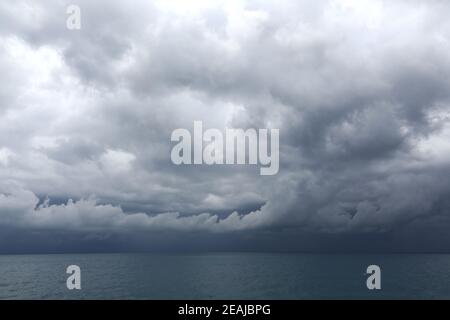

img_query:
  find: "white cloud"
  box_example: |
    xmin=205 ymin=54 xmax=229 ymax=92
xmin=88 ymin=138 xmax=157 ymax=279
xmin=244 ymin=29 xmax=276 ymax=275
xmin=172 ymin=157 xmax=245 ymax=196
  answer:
xmin=0 ymin=148 xmax=14 ymax=166
xmin=0 ymin=185 xmax=271 ymax=232
xmin=0 ymin=0 xmax=449 ymax=246
xmin=100 ymin=149 xmax=136 ymax=173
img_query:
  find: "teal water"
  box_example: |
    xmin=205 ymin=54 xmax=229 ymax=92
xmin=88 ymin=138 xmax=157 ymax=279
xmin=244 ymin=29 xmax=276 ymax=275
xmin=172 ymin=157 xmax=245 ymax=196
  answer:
xmin=0 ymin=253 xmax=449 ymax=299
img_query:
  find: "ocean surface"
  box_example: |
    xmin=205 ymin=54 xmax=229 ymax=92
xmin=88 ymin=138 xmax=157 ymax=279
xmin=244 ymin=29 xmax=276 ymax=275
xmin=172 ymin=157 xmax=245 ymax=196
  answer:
xmin=0 ymin=253 xmax=449 ymax=299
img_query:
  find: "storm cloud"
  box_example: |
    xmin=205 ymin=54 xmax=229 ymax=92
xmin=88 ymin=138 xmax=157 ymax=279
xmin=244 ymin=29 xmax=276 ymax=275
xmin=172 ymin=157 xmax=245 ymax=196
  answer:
xmin=0 ymin=0 xmax=450 ymax=252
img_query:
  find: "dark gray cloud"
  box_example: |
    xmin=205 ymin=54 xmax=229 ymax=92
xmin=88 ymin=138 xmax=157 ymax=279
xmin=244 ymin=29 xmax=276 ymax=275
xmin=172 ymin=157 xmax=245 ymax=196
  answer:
xmin=0 ymin=0 xmax=450 ymax=252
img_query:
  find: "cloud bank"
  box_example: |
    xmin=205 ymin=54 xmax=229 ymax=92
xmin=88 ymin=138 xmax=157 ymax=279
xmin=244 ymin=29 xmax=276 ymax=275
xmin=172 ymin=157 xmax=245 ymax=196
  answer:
xmin=0 ymin=0 xmax=450 ymax=252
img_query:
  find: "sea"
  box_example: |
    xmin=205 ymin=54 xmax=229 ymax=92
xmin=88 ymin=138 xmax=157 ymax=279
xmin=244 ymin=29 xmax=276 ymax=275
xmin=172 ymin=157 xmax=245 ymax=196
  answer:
xmin=0 ymin=253 xmax=449 ymax=299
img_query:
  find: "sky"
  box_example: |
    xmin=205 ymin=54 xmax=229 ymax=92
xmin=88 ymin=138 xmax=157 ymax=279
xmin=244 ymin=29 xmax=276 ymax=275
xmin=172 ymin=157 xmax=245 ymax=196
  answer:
xmin=0 ymin=0 xmax=450 ymax=253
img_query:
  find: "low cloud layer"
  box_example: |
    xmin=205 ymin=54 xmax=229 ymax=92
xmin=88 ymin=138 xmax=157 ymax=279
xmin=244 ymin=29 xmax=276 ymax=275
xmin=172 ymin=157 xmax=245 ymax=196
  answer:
xmin=1 ymin=0 xmax=450 ymax=252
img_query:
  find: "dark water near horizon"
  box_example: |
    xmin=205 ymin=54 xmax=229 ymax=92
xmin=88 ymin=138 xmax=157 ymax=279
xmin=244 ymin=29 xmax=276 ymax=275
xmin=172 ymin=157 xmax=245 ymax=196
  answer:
xmin=0 ymin=253 xmax=449 ymax=299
